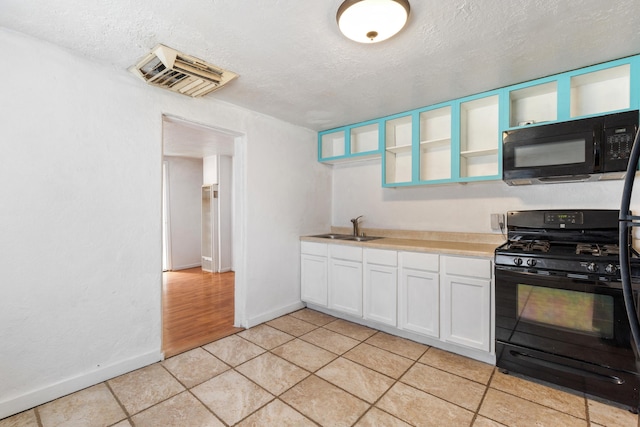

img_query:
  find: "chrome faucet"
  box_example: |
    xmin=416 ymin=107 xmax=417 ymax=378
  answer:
xmin=350 ymin=215 xmax=363 ymax=236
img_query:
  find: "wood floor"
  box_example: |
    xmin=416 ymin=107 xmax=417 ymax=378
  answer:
xmin=162 ymin=267 xmax=242 ymax=358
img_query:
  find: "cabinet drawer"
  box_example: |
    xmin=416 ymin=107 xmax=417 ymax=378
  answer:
xmin=441 ymin=255 xmax=491 ymax=279
xmin=301 ymin=241 xmax=327 ymax=256
xmin=330 ymin=244 xmax=363 ymax=261
xmin=365 ymin=248 xmax=397 ymax=266
xmin=400 ymin=251 xmax=439 ymax=272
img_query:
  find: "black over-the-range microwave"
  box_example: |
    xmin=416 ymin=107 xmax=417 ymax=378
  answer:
xmin=502 ymin=110 xmax=639 ymax=185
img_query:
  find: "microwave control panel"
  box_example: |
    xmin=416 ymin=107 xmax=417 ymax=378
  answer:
xmin=606 ymin=127 xmax=633 ymax=160
xmin=603 ymin=125 xmax=636 ymax=171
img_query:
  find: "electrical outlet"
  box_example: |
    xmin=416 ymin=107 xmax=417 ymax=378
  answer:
xmin=491 ymin=213 xmax=504 ymax=231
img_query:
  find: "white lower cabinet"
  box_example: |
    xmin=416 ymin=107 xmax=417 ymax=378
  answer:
xmin=363 ymin=248 xmax=398 ymax=326
xmin=329 ymin=245 xmax=363 ymax=317
xmin=440 ymin=255 xmax=492 ymax=352
xmin=301 ymin=242 xmax=494 ymax=360
xmin=300 ymin=242 xmax=328 ymax=307
xmin=399 ymin=252 xmax=440 ymax=338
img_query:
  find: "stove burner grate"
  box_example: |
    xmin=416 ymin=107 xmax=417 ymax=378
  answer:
xmin=575 ymin=243 xmax=619 ymax=257
xmin=507 ymin=239 xmax=551 ymax=253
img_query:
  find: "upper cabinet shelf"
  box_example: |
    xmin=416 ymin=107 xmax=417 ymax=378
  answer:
xmin=569 ymin=63 xmax=630 ymax=118
xmin=508 ymin=81 xmax=558 ymax=127
xmin=459 ymin=94 xmax=501 ymax=180
xmin=385 ymin=115 xmax=413 ymax=185
xmin=504 ymin=58 xmax=636 ymax=131
xmin=419 ymin=106 xmax=452 ymax=182
xmin=318 ymin=54 xmax=640 ymax=187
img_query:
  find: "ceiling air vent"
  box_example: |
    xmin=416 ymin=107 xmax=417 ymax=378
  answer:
xmin=130 ymin=44 xmax=238 ymax=97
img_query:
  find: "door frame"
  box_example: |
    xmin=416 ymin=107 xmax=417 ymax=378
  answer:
xmin=161 ymin=114 xmax=247 ymax=332
xmin=162 ymin=160 xmax=173 ymax=272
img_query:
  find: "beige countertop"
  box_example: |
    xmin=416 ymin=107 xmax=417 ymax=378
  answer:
xmin=300 ymin=228 xmax=506 ymax=258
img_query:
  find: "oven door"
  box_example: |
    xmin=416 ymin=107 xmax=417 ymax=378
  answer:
xmin=496 ymin=266 xmax=637 ymax=370
xmin=495 ymin=266 xmax=640 ymax=409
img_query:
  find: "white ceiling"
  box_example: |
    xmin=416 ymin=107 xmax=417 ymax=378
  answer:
xmin=2 ymin=0 xmax=640 ymax=133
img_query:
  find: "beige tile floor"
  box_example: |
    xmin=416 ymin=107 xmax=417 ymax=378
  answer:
xmin=2 ymin=308 xmax=638 ymax=427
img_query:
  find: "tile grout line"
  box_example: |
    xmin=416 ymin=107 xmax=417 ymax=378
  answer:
xmin=33 ymin=406 xmax=43 ymax=427
xmin=157 ymin=361 xmax=230 ymax=426
xmin=324 ymin=333 xmax=496 ymax=424
xmin=583 ymin=395 xmax=590 ymax=425
xmin=192 ymin=319 xmax=320 ymax=425
xmin=489 ymin=369 xmax=592 ymax=423
xmin=266 ymin=313 xmax=456 ymax=426
xmin=159 ymin=309 xmax=621 ymax=426
xmin=469 ymin=363 xmax=496 ymax=426
xmin=228 ymin=320 xmax=338 ymax=425
xmin=103 ymin=380 xmax=134 ymax=426
xmin=295 ymin=311 xmax=601 ymax=425
xmin=184 ymin=387 xmax=230 ymax=427
xmin=247 ymin=314 xmax=389 ymax=425
xmin=175 ymin=310 xmax=591 ymax=426
xmin=5 ymin=309 xmax=633 ymax=426
xmin=347 ymin=343 xmax=431 ymax=427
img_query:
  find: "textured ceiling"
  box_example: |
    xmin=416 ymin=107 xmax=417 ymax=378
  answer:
xmin=2 ymin=0 xmax=640 ymax=132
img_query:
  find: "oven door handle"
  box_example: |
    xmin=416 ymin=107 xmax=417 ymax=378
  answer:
xmin=496 ymin=265 xmax=579 ymax=278
xmin=495 ymin=265 xmax=623 ymax=287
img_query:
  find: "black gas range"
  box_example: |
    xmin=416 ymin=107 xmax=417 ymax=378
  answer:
xmin=495 ymin=209 xmax=638 ymax=281
xmin=494 ymin=209 xmax=640 ymax=412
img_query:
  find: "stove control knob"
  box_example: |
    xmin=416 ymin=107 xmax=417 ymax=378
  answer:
xmin=587 ymin=262 xmax=598 ymax=272
xmin=605 ymin=264 xmax=617 ymax=274
xmin=526 ymin=259 xmax=537 ymax=267
xmin=514 ymin=257 xmax=523 ymax=266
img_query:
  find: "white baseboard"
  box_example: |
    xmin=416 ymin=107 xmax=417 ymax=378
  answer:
xmin=245 ymin=301 xmax=305 ymax=328
xmin=171 ymin=263 xmax=202 ymax=271
xmin=305 ymin=303 xmax=496 ymax=365
xmin=0 ymin=350 xmax=162 ymax=420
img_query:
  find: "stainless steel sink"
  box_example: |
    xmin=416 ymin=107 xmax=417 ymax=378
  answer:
xmin=311 ymin=233 xmax=352 ymax=239
xmin=343 ymin=236 xmax=384 ymax=242
xmin=311 ymin=234 xmax=383 ymax=242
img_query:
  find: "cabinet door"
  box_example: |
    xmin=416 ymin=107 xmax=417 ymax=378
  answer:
xmin=399 ymin=267 xmax=439 ymax=338
xmin=364 ymin=263 xmax=397 ymax=326
xmin=301 ymin=253 xmax=328 ymax=306
xmin=329 ymin=259 xmax=363 ymax=317
xmin=441 ymin=274 xmax=491 ymax=351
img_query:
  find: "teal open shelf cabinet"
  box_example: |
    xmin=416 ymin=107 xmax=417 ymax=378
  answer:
xmin=318 ymin=54 xmax=640 ymax=187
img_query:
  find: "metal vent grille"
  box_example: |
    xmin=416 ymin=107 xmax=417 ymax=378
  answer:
xmin=130 ymin=45 xmax=238 ymax=97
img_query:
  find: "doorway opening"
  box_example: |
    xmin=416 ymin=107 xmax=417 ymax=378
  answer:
xmin=161 ymin=115 xmax=243 ymax=357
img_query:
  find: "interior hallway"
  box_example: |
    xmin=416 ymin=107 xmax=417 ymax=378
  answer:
xmin=2 ymin=309 xmax=635 ymax=426
xmin=162 ymin=268 xmax=241 ymax=358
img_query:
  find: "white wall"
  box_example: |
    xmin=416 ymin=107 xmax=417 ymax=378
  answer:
xmin=242 ymin=113 xmax=332 ymax=325
xmin=331 ymin=159 xmax=640 ymax=234
xmin=0 ymin=28 xmax=331 ymax=419
xmin=165 ymin=156 xmax=203 ymax=270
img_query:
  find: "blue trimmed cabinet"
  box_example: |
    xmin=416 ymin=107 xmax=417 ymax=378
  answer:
xmin=318 ymin=119 xmax=382 ymax=163
xmin=317 ymin=54 xmax=640 ymax=187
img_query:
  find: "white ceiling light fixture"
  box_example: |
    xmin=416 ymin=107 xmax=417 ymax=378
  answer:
xmin=336 ymin=0 xmax=410 ymax=44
